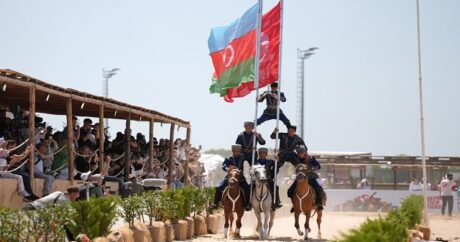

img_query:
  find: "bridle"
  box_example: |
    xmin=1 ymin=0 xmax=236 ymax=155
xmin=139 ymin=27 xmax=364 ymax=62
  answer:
xmin=295 ymin=165 xmax=310 ymax=214
xmin=227 ymin=169 xmax=241 ymax=212
xmin=253 ymin=167 xmax=270 ymax=210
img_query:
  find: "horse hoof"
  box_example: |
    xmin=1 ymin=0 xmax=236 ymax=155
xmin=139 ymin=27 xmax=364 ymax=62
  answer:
xmin=304 ymin=236 xmax=309 ymax=240
xmin=298 ymin=231 xmax=304 ymax=236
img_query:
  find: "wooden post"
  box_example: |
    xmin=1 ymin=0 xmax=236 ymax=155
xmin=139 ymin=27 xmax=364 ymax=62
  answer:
xmin=66 ymin=98 xmax=74 ymax=181
xmin=149 ymin=118 xmax=155 ymax=174
xmin=99 ymin=104 xmax=105 ymax=166
xmin=393 ymin=168 xmax=398 ymax=190
xmin=124 ymin=113 xmax=131 ymax=181
xmin=28 ymin=87 xmax=36 ymax=188
xmin=168 ymin=123 xmax=175 ymax=188
xmin=184 ymin=127 xmax=191 ymax=186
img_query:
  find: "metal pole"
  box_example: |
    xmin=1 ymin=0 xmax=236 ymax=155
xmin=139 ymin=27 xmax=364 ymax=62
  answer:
xmin=250 ymin=0 xmax=263 ymax=202
xmin=300 ymin=57 xmax=305 ymax=138
xmin=416 ymin=0 xmax=429 ymax=226
xmin=273 ymin=0 xmax=284 ymax=206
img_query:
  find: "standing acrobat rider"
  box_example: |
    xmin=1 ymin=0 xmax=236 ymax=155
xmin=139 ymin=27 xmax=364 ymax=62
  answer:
xmin=271 ymin=126 xmax=305 ymax=164
xmin=256 ymin=147 xmax=283 ymax=210
xmin=236 ymin=121 xmax=266 ymax=165
xmin=210 ymin=144 xmax=252 ymax=211
xmin=257 ymin=82 xmax=292 ymax=129
xmin=287 ymin=146 xmax=325 ymax=211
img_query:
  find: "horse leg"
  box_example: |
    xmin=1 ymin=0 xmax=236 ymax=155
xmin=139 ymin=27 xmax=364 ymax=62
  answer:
xmin=268 ymin=210 xmax=275 ymax=236
xmin=224 ymin=212 xmax=230 ymax=238
xmin=304 ymin=210 xmax=311 ymax=240
xmin=262 ymin=206 xmax=270 ymax=239
xmin=229 ymin=212 xmax=234 ymax=235
xmin=294 ymin=211 xmax=303 ymax=236
xmin=317 ymin=210 xmax=323 ymax=239
xmin=235 ymin=210 xmax=244 ymax=238
xmin=253 ymin=206 xmax=262 ymax=236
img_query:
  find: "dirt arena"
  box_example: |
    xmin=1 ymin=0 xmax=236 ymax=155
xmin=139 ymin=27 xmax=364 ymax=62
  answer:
xmin=191 ymin=210 xmax=460 ymax=242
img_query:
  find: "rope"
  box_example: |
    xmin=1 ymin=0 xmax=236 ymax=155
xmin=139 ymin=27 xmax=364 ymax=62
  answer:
xmin=111 ymin=152 xmax=125 ymax=162
xmin=5 ymin=158 xmax=29 ymax=173
xmin=34 ymin=144 xmax=67 ymax=159
xmin=113 ymin=167 xmax=125 ymax=177
xmin=50 ymin=162 xmax=68 ymax=174
xmin=5 ymin=139 xmax=30 ymax=153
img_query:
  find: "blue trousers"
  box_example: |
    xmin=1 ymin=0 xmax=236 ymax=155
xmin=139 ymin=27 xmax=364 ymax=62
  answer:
xmin=243 ymin=152 xmax=257 ymax=165
xmin=279 ymin=151 xmax=298 ymax=164
xmin=257 ymin=111 xmax=291 ymax=129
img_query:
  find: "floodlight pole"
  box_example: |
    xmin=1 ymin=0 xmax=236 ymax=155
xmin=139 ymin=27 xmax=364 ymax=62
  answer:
xmin=102 ymin=68 xmax=120 ymax=128
xmin=297 ymin=47 xmax=317 ymax=138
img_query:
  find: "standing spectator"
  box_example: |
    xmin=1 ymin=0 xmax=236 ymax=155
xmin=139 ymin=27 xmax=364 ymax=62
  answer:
xmin=78 ymin=118 xmax=96 ymax=150
xmin=34 ymin=143 xmax=55 ymax=196
xmin=62 ymin=115 xmax=80 ymax=148
xmin=357 ymin=178 xmax=371 ymax=190
xmin=439 ymin=173 xmax=457 ymax=216
xmin=409 ymin=178 xmax=424 ymax=191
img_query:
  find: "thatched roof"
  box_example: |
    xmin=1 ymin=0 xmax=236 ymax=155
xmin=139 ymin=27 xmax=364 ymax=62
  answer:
xmin=0 ymin=69 xmax=190 ymax=128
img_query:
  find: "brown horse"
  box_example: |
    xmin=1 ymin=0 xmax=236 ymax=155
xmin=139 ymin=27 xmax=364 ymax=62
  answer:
xmin=291 ymin=164 xmax=325 ymax=240
xmin=222 ymin=168 xmax=245 ymax=238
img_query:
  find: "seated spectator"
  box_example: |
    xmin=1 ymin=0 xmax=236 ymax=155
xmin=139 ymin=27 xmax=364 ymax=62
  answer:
xmin=50 ymin=132 xmax=70 ymax=179
xmin=7 ymin=141 xmax=40 ymax=200
xmin=34 ymin=143 xmax=55 ymax=196
xmin=357 ymin=178 xmax=371 ymax=190
xmin=74 ymin=146 xmax=98 ymax=180
xmin=0 ymin=140 xmax=37 ymax=201
xmin=409 ymin=178 xmax=424 ymax=191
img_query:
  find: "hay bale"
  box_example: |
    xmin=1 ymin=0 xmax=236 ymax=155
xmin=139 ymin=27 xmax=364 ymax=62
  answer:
xmin=105 ymin=231 xmax=124 ymax=242
xmin=193 ymin=215 xmax=207 ymax=236
xmin=164 ymin=221 xmax=174 ymax=242
xmin=115 ymin=226 xmax=134 ymax=242
xmin=148 ymin=222 xmax=165 ymax=242
xmin=172 ymin=220 xmax=188 ymax=241
xmin=132 ymin=221 xmax=152 ymax=242
xmin=185 ymin=217 xmax=194 ymax=239
xmin=93 ymin=237 xmax=110 ymax=242
xmin=205 ymin=214 xmax=219 ymax=234
xmin=216 ymin=213 xmax=225 ymax=233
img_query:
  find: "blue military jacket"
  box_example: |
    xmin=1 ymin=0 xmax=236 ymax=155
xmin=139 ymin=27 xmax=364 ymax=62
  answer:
xmin=222 ymin=155 xmax=246 ymax=172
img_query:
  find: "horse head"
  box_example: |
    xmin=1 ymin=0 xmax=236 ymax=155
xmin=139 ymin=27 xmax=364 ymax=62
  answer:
xmin=228 ymin=168 xmax=241 ymax=186
xmin=295 ymin=164 xmax=309 ymax=182
xmin=251 ymin=164 xmax=268 ymax=184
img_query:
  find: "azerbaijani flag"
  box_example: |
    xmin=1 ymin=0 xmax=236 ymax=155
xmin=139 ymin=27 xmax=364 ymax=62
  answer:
xmin=208 ymin=2 xmax=280 ymax=102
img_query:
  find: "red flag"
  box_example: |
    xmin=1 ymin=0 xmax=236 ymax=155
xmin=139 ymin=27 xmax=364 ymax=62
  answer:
xmin=224 ymin=2 xmax=280 ymax=103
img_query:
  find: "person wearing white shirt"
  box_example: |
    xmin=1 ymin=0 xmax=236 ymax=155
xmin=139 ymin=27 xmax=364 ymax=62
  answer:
xmin=357 ymin=178 xmax=371 ymax=190
xmin=23 ymin=186 xmax=80 ymax=210
xmin=438 ymin=173 xmax=457 ymax=216
xmin=409 ymin=178 xmax=424 ymax=191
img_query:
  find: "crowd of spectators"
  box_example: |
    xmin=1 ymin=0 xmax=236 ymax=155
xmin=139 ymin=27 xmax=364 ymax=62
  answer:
xmin=0 ymin=109 xmax=205 ymax=202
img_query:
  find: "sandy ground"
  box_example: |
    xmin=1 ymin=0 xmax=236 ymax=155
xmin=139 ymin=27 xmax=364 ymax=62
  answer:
xmin=187 ymin=209 xmax=460 ymax=242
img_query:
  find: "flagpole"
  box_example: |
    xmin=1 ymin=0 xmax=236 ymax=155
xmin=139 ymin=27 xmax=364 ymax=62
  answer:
xmin=250 ymin=0 xmax=263 ymax=202
xmin=415 ymin=0 xmax=429 ymax=226
xmin=273 ymin=0 xmax=284 ymax=208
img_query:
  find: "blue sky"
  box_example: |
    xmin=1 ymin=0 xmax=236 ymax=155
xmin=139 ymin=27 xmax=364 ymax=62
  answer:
xmin=1 ymin=0 xmax=458 ymax=156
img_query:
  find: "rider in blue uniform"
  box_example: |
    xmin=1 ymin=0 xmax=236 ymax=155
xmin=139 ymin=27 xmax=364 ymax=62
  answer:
xmin=287 ymin=146 xmax=324 ymax=211
xmin=255 ymin=147 xmax=283 ymax=210
xmin=236 ymin=121 xmax=266 ymax=165
xmin=210 ymin=144 xmax=252 ymax=211
xmin=256 ymin=82 xmax=292 ymax=129
xmin=271 ymin=126 xmax=306 ymax=164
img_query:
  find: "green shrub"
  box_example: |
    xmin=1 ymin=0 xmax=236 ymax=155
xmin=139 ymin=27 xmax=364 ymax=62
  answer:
xmin=400 ymin=195 xmax=423 ymax=228
xmin=0 ymin=205 xmax=75 ymax=242
xmin=192 ymin=188 xmax=207 ymax=216
xmin=156 ymin=190 xmax=176 ymax=222
xmin=143 ymin=191 xmax=162 ymax=226
xmin=339 ymin=216 xmax=408 ymax=242
xmin=203 ymin=187 xmax=216 ymax=214
xmin=67 ymin=196 xmax=119 ymax=238
xmin=120 ymin=195 xmax=145 ymax=228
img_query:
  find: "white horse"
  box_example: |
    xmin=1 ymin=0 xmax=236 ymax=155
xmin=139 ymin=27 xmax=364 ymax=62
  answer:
xmin=251 ymin=165 xmax=276 ymax=239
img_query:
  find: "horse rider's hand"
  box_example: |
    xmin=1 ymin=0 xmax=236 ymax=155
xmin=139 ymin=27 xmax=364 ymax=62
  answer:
xmin=273 ymin=127 xmax=279 ymax=133
xmin=254 ymin=131 xmax=261 ymax=137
